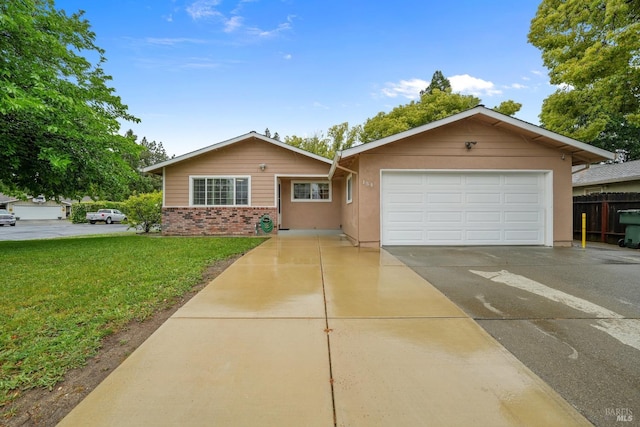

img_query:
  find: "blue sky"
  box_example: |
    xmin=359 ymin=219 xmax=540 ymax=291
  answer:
xmin=55 ymin=0 xmax=554 ymax=157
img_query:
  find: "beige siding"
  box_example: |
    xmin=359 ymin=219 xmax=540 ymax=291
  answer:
xmin=279 ymin=179 xmax=342 ymax=229
xmin=341 ymin=117 xmax=574 ymax=247
xmin=164 ymin=138 xmax=331 ymax=207
xmin=339 ymin=157 xmax=360 ymax=242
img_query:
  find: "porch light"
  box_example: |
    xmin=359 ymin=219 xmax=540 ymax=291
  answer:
xmin=465 ymin=141 xmax=477 ymax=150
xmin=259 ymin=163 xmax=267 ymax=171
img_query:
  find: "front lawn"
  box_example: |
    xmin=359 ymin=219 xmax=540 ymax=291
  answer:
xmin=0 ymin=235 xmax=265 ymax=409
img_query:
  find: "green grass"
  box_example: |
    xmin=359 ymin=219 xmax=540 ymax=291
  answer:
xmin=0 ymin=235 xmax=265 ymax=408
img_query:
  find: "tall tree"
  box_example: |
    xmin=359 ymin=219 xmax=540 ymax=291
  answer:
xmin=420 ymin=70 xmax=452 ymax=96
xmin=528 ymin=0 xmax=640 ymax=158
xmin=123 ymin=130 xmax=170 ymax=194
xmin=360 ymin=72 xmax=521 ymax=143
xmin=283 ymin=122 xmax=361 ymax=159
xmin=0 ymin=0 xmax=140 ymax=199
xmin=360 ymin=89 xmax=481 ymax=143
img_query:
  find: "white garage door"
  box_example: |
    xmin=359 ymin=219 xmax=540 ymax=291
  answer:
xmin=13 ymin=205 xmax=63 ymax=220
xmin=381 ymin=171 xmax=548 ymax=246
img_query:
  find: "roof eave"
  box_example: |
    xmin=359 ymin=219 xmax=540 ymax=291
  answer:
xmin=142 ymin=132 xmax=332 ymax=174
xmin=338 ymin=105 xmax=614 ymax=164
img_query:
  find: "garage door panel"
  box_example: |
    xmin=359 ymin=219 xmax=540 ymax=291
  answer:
xmin=382 ymin=171 xmax=547 ymax=246
xmin=504 ymin=230 xmax=542 ymax=242
xmin=427 ymin=193 xmax=463 ymax=204
xmin=466 ymin=230 xmax=502 ymax=241
xmin=504 ymin=211 xmax=541 ymax=223
xmin=466 ymin=211 xmax=501 ymax=223
xmin=466 ymin=193 xmax=501 ymax=204
xmin=388 ymin=212 xmax=424 ymax=223
xmin=465 ymin=175 xmax=501 ymax=185
xmin=427 ymin=230 xmax=463 ymax=241
xmin=428 ymin=212 xmax=463 ymax=222
xmin=427 ymin=175 xmax=462 ymax=185
xmin=504 ymin=174 xmax=540 ymax=185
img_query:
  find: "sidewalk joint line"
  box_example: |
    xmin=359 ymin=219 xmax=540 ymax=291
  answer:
xmin=319 ymin=240 xmax=338 ymax=427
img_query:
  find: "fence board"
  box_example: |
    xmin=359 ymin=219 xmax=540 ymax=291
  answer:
xmin=573 ymin=193 xmax=640 ymax=244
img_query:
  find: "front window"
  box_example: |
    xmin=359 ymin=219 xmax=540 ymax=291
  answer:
xmin=346 ymin=174 xmax=353 ymax=204
xmin=192 ymin=177 xmax=250 ymax=206
xmin=292 ymin=181 xmax=331 ymax=202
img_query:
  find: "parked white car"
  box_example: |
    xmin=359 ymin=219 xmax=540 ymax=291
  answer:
xmin=0 ymin=209 xmax=16 ymax=226
xmin=86 ymin=209 xmax=127 ymax=224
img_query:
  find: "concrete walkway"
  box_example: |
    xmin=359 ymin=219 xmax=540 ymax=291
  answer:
xmin=59 ymin=233 xmax=590 ymax=426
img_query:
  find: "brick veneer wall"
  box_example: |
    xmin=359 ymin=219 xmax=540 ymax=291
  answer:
xmin=162 ymin=207 xmax=278 ymax=236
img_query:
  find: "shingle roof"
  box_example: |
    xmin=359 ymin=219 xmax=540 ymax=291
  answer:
xmin=0 ymin=194 xmax=19 ymax=203
xmin=572 ymin=159 xmax=640 ymax=186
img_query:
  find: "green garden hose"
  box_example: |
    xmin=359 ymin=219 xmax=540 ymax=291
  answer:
xmin=260 ymin=214 xmax=274 ymax=233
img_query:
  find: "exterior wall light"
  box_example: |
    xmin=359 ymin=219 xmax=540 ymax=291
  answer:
xmin=465 ymin=141 xmax=477 ymax=150
xmin=259 ymin=163 xmax=267 ymax=171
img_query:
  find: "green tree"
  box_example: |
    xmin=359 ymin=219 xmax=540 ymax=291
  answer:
xmin=284 ymin=133 xmax=332 ymax=158
xmin=123 ymin=130 xmax=170 ymax=195
xmin=420 ymin=70 xmax=451 ymax=96
xmin=494 ymin=100 xmax=523 ymax=117
xmin=528 ymin=0 xmax=640 ymax=157
xmin=360 ymin=89 xmax=481 ymax=143
xmin=360 ymin=72 xmax=521 ymax=143
xmin=124 ymin=192 xmax=162 ymax=233
xmin=284 ymin=122 xmax=361 ymax=159
xmin=0 ymin=0 xmax=140 ymax=200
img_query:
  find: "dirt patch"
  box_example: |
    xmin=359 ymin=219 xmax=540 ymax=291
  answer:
xmin=2 ymin=255 xmax=240 ymax=427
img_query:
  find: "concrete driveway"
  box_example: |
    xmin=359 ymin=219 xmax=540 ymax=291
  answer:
xmin=59 ymin=233 xmax=590 ymax=426
xmin=386 ymin=244 xmax=640 ymax=427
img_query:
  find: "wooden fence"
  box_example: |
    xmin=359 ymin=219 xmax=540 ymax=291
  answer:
xmin=573 ymin=193 xmax=640 ymax=244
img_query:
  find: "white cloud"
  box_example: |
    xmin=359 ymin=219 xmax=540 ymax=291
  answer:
xmin=313 ymin=101 xmax=330 ymax=110
xmin=380 ymin=78 xmax=428 ymax=100
xmin=283 ymin=53 xmax=292 ymax=60
xmin=248 ymin=20 xmax=293 ymax=38
xmin=224 ymin=15 xmax=244 ymax=33
xmin=449 ymin=74 xmax=502 ymax=97
xmin=186 ymin=0 xmax=222 ymax=20
xmin=507 ymin=83 xmax=528 ymax=90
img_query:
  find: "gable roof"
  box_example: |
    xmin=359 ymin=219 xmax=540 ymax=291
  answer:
xmin=143 ymin=131 xmax=332 ymax=174
xmin=573 ymin=159 xmax=640 ymax=187
xmin=336 ymin=105 xmax=614 ymax=166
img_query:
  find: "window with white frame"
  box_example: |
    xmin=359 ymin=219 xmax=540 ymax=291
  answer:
xmin=346 ymin=174 xmax=353 ymax=204
xmin=292 ymin=181 xmax=331 ymax=201
xmin=192 ymin=177 xmax=249 ymax=206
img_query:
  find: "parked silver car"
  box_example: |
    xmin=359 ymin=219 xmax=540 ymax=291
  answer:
xmin=0 ymin=209 xmax=16 ymax=226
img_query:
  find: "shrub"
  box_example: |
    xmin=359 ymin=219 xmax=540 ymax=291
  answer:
xmin=124 ymin=192 xmax=162 ymax=233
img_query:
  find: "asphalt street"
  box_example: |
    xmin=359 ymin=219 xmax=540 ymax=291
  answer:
xmin=0 ymin=220 xmax=134 ymax=241
xmin=387 ymin=244 xmax=640 ymax=427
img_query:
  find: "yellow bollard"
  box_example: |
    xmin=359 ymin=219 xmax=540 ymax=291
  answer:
xmin=582 ymin=213 xmax=586 ymax=248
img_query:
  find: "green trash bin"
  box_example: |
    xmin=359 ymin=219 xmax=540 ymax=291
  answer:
xmin=618 ymin=210 xmax=640 ymax=249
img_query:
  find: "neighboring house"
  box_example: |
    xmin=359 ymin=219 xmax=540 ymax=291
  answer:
xmin=0 ymin=194 xmax=70 ymax=220
xmin=143 ymin=106 xmax=612 ymax=247
xmin=572 ymin=159 xmax=640 ymax=196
